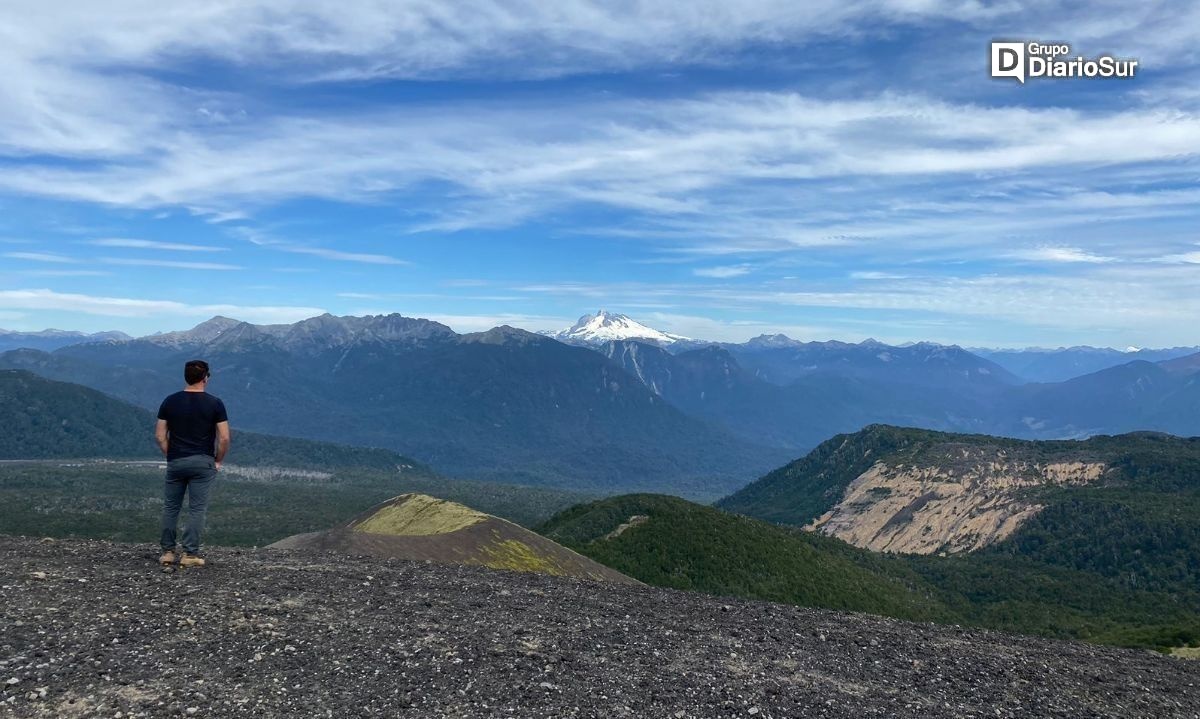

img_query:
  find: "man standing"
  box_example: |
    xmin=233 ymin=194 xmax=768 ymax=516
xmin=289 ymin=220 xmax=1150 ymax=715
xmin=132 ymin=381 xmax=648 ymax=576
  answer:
xmin=155 ymin=359 xmax=230 ymax=568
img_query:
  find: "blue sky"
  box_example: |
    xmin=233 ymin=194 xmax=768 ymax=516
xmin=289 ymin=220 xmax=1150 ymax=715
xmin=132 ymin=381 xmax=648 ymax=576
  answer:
xmin=1 ymin=1 xmax=1198 ymax=347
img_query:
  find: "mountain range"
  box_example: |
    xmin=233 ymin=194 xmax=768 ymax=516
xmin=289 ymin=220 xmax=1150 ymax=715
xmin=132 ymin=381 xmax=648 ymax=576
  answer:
xmin=2 ymin=310 xmax=1197 ymax=497
xmin=0 ymin=315 xmax=789 ymax=497
xmin=973 ymin=345 xmax=1200 ymax=383
xmin=0 ymin=328 xmax=130 ymax=354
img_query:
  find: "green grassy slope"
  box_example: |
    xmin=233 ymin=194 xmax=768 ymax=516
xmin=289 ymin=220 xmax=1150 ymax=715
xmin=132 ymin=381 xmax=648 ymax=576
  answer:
xmin=538 ymin=493 xmax=954 ymax=623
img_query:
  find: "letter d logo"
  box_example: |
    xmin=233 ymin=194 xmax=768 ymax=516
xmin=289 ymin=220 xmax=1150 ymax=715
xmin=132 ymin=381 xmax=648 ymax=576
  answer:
xmin=991 ymin=42 xmax=1025 ymax=83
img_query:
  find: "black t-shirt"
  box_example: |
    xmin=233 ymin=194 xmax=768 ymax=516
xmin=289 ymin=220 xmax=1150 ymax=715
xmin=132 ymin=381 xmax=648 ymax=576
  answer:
xmin=157 ymin=391 xmax=229 ymax=461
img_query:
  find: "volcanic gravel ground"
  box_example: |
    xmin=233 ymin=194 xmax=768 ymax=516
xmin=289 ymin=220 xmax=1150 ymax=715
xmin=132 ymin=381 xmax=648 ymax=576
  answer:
xmin=1 ymin=536 xmax=1198 ymax=718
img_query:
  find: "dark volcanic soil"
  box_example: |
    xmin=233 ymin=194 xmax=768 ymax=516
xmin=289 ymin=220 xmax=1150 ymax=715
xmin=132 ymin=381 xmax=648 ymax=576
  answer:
xmin=1 ymin=537 xmax=1197 ymax=718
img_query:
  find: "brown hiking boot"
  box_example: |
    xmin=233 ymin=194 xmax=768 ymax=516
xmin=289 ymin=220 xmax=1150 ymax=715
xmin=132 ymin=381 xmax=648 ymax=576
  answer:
xmin=179 ymin=554 xmax=206 ymax=568
xmin=159 ymin=550 xmax=177 ymax=566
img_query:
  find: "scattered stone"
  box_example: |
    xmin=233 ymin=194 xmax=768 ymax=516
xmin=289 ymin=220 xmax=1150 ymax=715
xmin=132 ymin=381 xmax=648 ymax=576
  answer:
xmin=0 ymin=535 xmax=1197 ymax=719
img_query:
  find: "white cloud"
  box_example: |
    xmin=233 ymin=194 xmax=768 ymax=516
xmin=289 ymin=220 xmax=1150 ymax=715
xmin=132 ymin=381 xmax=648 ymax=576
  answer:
xmin=507 ymin=265 xmax=1200 ymax=344
xmin=0 ymin=288 xmax=324 ymax=323
xmin=1 ymin=1 xmax=1198 ymax=346
xmin=3 ymin=251 xmax=79 ymax=263
xmin=101 ymin=258 xmax=243 ymax=270
xmin=337 ymin=291 xmax=519 ymax=301
xmin=1156 ymin=250 xmax=1200 ymax=264
xmin=0 ymin=4 xmax=1197 ymax=269
xmin=635 ymin=311 xmax=827 ymax=343
xmin=2 ymin=90 xmax=1198 ymax=265
xmin=850 ymin=271 xmax=909 ymax=280
xmin=90 ymin=238 xmax=229 ymax=252
xmin=379 ymin=312 xmax=569 ymax=334
xmin=14 ymin=269 xmax=111 ymax=277
xmin=1008 ymin=246 xmax=1116 ymax=264
xmin=694 ymin=265 xmax=752 ymax=278
xmin=0 ymin=2 xmax=1013 ymax=97
xmin=283 ymin=246 xmax=408 ymax=265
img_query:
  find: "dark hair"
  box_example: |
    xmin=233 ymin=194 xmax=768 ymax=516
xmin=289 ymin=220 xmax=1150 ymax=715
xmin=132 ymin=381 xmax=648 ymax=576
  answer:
xmin=184 ymin=360 xmax=210 ymax=385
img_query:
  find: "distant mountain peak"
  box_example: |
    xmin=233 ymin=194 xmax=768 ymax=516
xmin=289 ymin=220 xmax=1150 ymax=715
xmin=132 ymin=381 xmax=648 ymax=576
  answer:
xmin=549 ymin=310 xmax=688 ymax=347
xmin=142 ymin=315 xmax=243 ymax=346
xmin=0 ymin=329 xmax=131 ymax=353
xmin=744 ymin=334 xmax=801 ymax=349
xmin=138 ymin=313 xmax=457 ymax=350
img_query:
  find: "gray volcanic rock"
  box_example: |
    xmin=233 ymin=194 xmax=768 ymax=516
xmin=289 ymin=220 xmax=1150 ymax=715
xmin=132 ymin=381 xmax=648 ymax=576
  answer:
xmin=270 ymin=494 xmax=637 ymax=584
xmin=2 ymin=537 xmax=1198 ymax=718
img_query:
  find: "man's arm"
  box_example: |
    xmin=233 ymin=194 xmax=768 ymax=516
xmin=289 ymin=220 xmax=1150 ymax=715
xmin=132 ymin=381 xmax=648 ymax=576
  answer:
xmin=155 ymin=419 xmax=169 ymax=458
xmin=214 ymin=421 xmax=230 ymax=469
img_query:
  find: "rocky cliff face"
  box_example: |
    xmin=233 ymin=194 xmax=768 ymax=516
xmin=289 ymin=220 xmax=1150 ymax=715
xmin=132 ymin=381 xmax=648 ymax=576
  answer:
xmin=806 ymin=456 xmax=1107 ymax=554
xmin=3 ymin=536 xmax=1198 ymax=718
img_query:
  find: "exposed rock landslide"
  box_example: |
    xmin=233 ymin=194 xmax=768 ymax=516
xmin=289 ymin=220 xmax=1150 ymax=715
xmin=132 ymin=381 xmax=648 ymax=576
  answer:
xmin=807 ymin=458 xmax=1106 ymax=554
xmin=2 ymin=536 xmax=1198 ymax=718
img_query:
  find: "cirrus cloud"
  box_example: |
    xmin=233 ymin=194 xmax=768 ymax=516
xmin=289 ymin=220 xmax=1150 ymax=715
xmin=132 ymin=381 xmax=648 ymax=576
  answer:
xmin=0 ymin=288 xmax=324 ymax=323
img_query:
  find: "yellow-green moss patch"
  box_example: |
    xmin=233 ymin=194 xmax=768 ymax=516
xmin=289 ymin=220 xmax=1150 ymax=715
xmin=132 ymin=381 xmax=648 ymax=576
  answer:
xmin=479 ymin=539 xmax=566 ymax=575
xmin=352 ymin=494 xmax=487 ymax=536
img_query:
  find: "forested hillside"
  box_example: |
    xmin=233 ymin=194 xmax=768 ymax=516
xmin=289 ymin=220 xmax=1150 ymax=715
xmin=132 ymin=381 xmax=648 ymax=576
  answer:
xmin=541 ymin=493 xmax=1200 ymax=649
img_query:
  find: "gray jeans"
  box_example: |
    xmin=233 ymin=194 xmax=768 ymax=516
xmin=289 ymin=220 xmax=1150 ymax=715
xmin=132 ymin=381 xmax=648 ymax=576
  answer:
xmin=161 ymin=455 xmax=218 ymax=554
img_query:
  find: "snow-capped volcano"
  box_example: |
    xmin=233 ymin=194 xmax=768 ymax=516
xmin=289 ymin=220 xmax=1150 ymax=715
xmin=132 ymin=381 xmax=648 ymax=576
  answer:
xmin=548 ymin=310 xmax=688 ymax=347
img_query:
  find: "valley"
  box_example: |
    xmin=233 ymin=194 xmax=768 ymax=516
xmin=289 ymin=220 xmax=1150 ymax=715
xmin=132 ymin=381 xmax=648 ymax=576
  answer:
xmin=2 ymin=315 xmax=1199 ymax=653
xmin=4 ymin=311 xmax=1199 ymax=499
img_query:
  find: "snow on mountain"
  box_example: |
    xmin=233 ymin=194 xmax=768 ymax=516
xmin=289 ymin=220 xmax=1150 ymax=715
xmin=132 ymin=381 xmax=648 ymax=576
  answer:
xmin=548 ymin=310 xmax=689 ymax=347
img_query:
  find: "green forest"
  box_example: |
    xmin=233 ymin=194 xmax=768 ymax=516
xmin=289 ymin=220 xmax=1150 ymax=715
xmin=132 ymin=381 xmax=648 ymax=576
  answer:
xmin=540 ymin=493 xmax=1200 ymax=651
